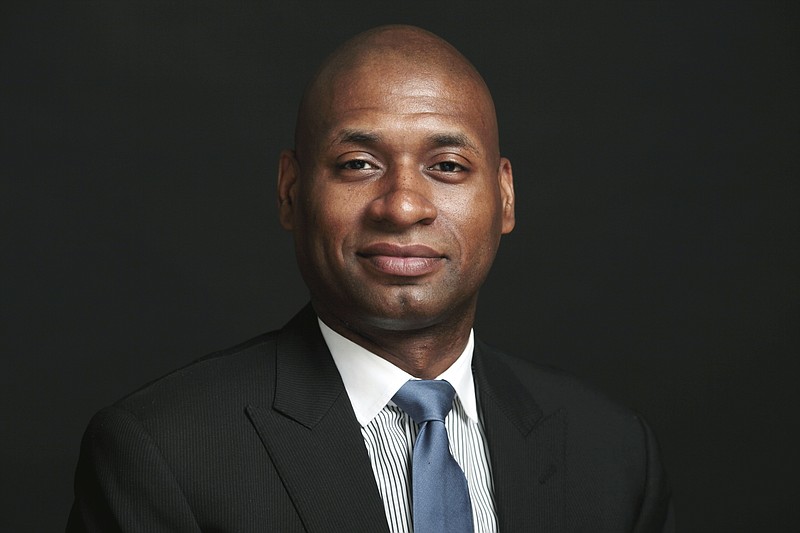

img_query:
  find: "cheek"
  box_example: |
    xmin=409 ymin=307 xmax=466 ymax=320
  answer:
xmin=446 ymin=186 xmax=503 ymax=252
xmin=302 ymin=189 xmax=361 ymax=254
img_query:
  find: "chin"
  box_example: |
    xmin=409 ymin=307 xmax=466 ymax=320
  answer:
xmin=358 ymin=297 xmax=452 ymax=332
xmin=364 ymin=308 xmax=439 ymax=330
xmin=316 ymin=284 xmax=464 ymax=332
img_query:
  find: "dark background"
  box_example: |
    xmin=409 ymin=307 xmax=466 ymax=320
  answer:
xmin=2 ymin=2 xmax=798 ymax=531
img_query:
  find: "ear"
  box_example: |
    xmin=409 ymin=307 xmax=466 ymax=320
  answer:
xmin=277 ymin=149 xmax=300 ymax=230
xmin=498 ymin=157 xmax=515 ymax=234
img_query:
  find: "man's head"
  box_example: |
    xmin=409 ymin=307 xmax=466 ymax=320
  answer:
xmin=278 ymin=25 xmax=514 ymax=339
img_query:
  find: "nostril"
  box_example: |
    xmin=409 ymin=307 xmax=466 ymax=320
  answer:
xmin=366 ymin=188 xmax=438 ymax=228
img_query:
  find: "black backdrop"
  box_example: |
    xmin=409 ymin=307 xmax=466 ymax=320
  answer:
xmin=2 ymin=2 xmax=798 ymax=532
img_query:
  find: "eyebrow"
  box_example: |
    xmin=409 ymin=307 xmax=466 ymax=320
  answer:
xmin=333 ymin=129 xmax=382 ymax=146
xmin=427 ymin=132 xmax=480 ymax=154
xmin=331 ymin=129 xmax=480 ymax=155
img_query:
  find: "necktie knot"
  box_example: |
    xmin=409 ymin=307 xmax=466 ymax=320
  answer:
xmin=392 ymin=379 xmax=456 ymax=425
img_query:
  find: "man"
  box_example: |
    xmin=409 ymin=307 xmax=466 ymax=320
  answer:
xmin=68 ymin=25 xmax=674 ymax=532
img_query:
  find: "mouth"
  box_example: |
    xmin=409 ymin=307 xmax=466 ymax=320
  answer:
xmin=357 ymin=243 xmax=445 ymax=277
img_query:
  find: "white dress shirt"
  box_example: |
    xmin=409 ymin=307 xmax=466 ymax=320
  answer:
xmin=319 ymin=319 xmax=498 ymax=533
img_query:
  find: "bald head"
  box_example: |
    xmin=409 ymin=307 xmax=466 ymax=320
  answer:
xmin=294 ymin=25 xmax=499 ymax=164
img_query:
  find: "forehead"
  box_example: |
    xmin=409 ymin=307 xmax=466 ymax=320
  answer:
xmin=315 ymin=60 xmax=497 ymax=149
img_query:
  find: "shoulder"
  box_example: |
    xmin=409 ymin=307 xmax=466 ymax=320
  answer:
xmin=475 ymin=340 xmax=674 ymax=530
xmin=110 ymin=329 xmax=281 ymax=424
xmin=475 ymin=339 xmax=652 ymax=449
xmin=477 ymin=339 xmax=633 ymax=413
xmin=111 ymin=304 xmax=322 ymax=420
xmin=76 ymin=327 xmax=287 ymax=487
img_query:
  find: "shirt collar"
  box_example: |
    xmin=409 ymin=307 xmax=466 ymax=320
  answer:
xmin=318 ymin=318 xmax=478 ymax=427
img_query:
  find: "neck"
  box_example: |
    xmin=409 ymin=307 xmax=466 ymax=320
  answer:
xmin=315 ymin=305 xmax=475 ymax=380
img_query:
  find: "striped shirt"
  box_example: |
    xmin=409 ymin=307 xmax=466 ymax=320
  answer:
xmin=320 ymin=319 xmax=498 ymax=533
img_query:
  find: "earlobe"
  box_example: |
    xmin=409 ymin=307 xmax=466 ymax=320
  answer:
xmin=277 ymin=149 xmax=299 ymax=230
xmin=498 ymin=157 xmax=515 ymax=234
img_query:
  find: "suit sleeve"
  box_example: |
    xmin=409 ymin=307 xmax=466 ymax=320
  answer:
xmin=631 ymin=415 xmax=676 ymax=533
xmin=66 ymin=406 xmax=202 ymax=533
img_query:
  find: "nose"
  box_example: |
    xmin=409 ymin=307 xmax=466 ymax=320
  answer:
xmin=365 ymin=165 xmax=438 ymax=229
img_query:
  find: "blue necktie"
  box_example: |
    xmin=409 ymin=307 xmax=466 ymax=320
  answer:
xmin=392 ymin=380 xmax=474 ymax=533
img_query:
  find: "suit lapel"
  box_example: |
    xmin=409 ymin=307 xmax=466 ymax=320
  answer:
xmin=246 ymin=306 xmax=388 ymax=533
xmin=473 ymin=341 xmax=566 ymax=531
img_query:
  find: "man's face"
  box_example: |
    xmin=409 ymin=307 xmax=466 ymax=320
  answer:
xmin=279 ymin=59 xmax=514 ymax=334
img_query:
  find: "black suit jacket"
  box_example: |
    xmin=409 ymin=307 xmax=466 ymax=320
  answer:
xmin=67 ymin=305 xmax=674 ymax=532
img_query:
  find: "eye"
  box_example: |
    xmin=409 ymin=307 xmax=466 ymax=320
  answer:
xmin=339 ymin=159 xmax=375 ymax=171
xmin=429 ymin=161 xmax=466 ymax=173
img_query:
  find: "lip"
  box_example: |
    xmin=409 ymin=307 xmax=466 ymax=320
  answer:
xmin=357 ymin=243 xmax=445 ymax=277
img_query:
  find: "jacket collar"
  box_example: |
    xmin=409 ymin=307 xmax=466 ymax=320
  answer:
xmin=246 ymin=304 xmax=390 ymax=532
xmin=473 ymin=339 xmax=567 ymax=530
xmin=247 ymin=305 xmax=566 ymax=531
